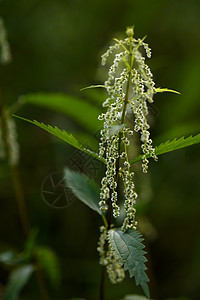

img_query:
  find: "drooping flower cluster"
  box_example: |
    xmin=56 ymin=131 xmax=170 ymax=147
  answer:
xmin=97 ymin=226 xmax=125 ymax=283
xmin=99 ymin=27 xmax=157 ymax=231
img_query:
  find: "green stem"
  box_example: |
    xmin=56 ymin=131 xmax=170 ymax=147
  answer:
xmin=107 ymin=64 xmax=133 ymax=228
xmin=116 ymin=41 xmax=133 ymax=180
xmin=102 ymin=214 xmax=108 ymax=228
xmin=99 ymin=35 xmax=134 ymax=300
xmin=10 ymin=165 xmax=30 ymax=237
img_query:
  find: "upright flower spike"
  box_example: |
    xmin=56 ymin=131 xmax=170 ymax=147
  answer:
xmin=99 ymin=27 xmax=157 ymax=231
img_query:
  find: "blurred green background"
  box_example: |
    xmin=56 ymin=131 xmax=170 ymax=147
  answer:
xmin=0 ymin=0 xmax=200 ymax=299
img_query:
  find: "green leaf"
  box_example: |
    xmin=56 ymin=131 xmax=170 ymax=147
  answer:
xmin=80 ymin=85 xmax=106 ymax=91
xmin=155 ymin=87 xmax=181 ymax=95
xmin=108 ymin=229 xmax=149 ymax=298
xmin=19 ymin=93 xmax=102 ymax=132
xmin=35 ymin=246 xmax=61 ymax=289
xmin=130 ymin=133 xmax=200 ymax=165
xmin=13 ymin=115 xmax=106 ymax=164
xmin=3 ymin=264 xmax=34 ymax=300
xmin=64 ymin=168 xmax=101 ymax=215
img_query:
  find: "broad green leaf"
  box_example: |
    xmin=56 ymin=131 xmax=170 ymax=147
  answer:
xmin=3 ymin=264 xmax=34 ymax=300
xmin=155 ymin=87 xmax=180 ymax=95
xmin=35 ymin=246 xmax=61 ymax=288
xmin=108 ymin=229 xmax=149 ymax=298
xmin=13 ymin=115 xmax=106 ymax=164
xmin=64 ymin=168 xmax=101 ymax=215
xmin=19 ymin=93 xmax=102 ymax=132
xmin=130 ymin=133 xmax=200 ymax=165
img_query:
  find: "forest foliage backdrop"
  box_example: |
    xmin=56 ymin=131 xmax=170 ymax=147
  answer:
xmin=1 ymin=0 xmax=200 ymax=299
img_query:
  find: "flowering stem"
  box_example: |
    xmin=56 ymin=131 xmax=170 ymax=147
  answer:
xmin=99 ymin=38 xmax=134 ymax=300
xmin=107 ymin=39 xmax=133 ymax=229
xmin=116 ymin=47 xmax=133 ymax=174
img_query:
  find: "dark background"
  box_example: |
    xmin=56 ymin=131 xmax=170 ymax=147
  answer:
xmin=1 ymin=0 xmax=200 ymax=299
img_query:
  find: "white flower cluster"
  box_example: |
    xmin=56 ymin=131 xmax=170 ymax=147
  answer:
xmin=0 ymin=17 xmax=12 ymax=64
xmin=97 ymin=226 xmax=125 ymax=283
xmin=99 ymin=28 xmax=157 ymax=230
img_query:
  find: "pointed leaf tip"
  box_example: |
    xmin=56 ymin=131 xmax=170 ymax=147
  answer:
xmin=80 ymin=85 xmax=106 ymax=91
xmin=12 ymin=115 xmax=106 ymax=164
xmin=155 ymin=87 xmax=181 ymax=95
xmin=108 ymin=229 xmax=149 ymax=298
xmin=130 ymin=133 xmax=200 ymax=165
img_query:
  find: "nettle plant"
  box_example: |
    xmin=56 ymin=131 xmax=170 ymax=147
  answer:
xmin=14 ymin=27 xmax=200 ymax=299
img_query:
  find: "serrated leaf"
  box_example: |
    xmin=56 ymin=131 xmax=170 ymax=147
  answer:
xmin=64 ymin=168 xmax=101 ymax=215
xmin=155 ymin=87 xmax=180 ymax=95
xmin=13 ymin=115 xmax=106 ymax=164
xmin=35 ymin=246 xmax=61 ymax=289
xmin=19 ymin=93 xmax=102 ymax=133
xmin=130 ymin=133 xmax=200 ymax=165
xmin=3 ymin=264 xmax=34 ymax=300
xmin=108 ymin=229 xmax=149 ymax=298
